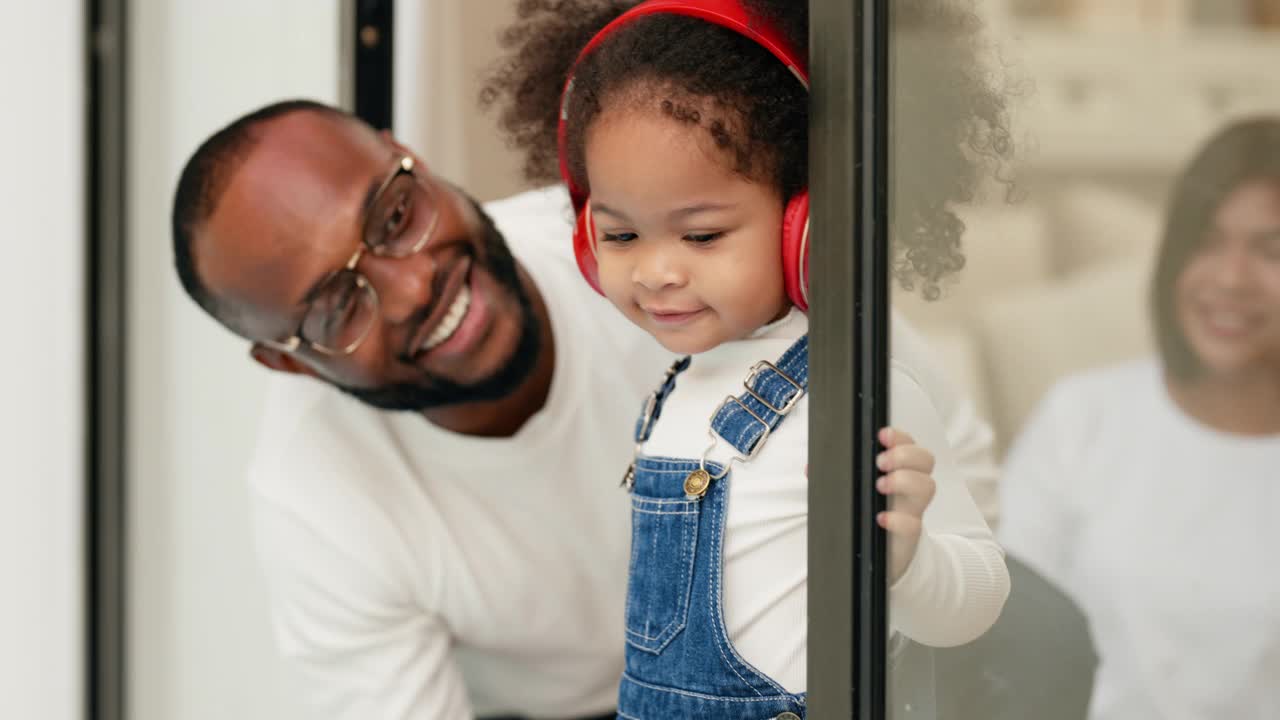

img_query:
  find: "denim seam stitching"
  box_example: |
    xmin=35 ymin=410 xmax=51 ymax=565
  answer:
xmin=635 ymin=456 xmax=725 ymax=475
xmin=633 ymin=498 xmax=698 ymax=507
xmin=621 ymin=671 xmax=795 ymax=703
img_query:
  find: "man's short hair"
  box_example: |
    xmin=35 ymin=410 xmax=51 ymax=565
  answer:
xmin=170 ymin=98 xmax=352 ymax=335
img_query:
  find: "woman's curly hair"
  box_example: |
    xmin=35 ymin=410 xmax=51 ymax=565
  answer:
xmin=480 ymin=0 xmax=1015 ymax=299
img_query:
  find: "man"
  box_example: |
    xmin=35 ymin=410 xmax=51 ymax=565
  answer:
xmin=172 ymin=99 xmax=1004 ymax=719
xmin=172 ymin=99 xmax=670 ymax=719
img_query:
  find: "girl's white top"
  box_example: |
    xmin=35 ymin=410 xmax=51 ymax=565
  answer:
xmin=642 ymin=308 xmax=1010 ymax=692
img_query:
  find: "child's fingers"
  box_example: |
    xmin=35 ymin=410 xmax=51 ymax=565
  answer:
xmin=878 ymin=426 xmax=916 ymax=448
xmin=876 ymin=443 xmax=935 ymax=474
xmin=877 ymin=510 xmax=923 ymax=538
xmin=876 ymin=470 xmax=937 ymax=518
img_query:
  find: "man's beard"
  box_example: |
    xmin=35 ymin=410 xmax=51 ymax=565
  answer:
xmin=335 ymin=198 xmax=543 ymax=412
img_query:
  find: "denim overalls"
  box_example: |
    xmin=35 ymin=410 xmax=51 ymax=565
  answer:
xmin=615 ymin=336 xmax=809 ymax=720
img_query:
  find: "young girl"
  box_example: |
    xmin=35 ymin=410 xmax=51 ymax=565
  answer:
xmin=484 ymin=1 xmax=1013 ymax=716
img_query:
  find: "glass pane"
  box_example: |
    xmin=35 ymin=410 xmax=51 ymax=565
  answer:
xmin=888 ymin=1 xmax=1280 ymax=718
xmin=126 ymin=3 xmax=343 ymax=719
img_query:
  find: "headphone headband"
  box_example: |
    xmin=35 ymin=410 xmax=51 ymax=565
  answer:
xmin=557 ymin=0 xmax=810 ymax=209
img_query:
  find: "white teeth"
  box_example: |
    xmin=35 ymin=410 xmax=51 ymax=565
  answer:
xmin=423 ymin=284 xmax=472 ymax=351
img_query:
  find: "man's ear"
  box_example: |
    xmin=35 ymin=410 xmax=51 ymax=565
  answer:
xmin=250 ymin=343 xmax=319 ymax=378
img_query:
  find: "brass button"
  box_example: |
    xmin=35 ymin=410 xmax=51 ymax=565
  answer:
xmin=775 ymin=713 xmax=802 ymax=720
xmin=683 ymin=468 xmax=711 ymax=498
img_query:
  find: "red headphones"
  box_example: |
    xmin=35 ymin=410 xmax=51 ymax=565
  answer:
xmin=556 ymin=0 xmax=811 ymax=311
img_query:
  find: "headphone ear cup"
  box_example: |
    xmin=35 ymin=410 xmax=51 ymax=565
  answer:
xmin=780 ymin=190 xmax=810 ymax=311
xmin=572 ymin=201 xmax=606 ymax=297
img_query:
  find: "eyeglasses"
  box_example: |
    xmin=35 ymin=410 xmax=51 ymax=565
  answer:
xmin=261 ymin=155 xmax=441 ymax=356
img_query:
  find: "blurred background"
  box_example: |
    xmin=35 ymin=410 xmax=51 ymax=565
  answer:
xmin=898 ymin=0 xmax=1280 ymax=455
xmin=4 ymin=0 xmax=1279 ymax=719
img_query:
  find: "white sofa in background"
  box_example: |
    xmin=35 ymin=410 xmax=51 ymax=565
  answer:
xmin=895 ymin=182 xmax=1163 ymax=455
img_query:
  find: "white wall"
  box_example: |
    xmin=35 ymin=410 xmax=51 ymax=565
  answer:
xmin=0 ymin=3 xmax=85 ymax=720
xmin=394 ymin=0 xmax=532 ymax=202
xmin=127 ymin=3 xmax=341 ymax=719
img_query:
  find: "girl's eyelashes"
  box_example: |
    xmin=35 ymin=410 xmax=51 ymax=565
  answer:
xmin=597 ymin=230 xmax=727 ymax=244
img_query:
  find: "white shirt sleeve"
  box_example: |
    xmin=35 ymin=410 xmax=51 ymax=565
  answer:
xmin=940 ymin=394 xmax=1001 ymax=530
xmin=996 ymin=383 xmax=1083 ymax=592
xmin=891 ymin=313 xmax=1002 ymax=528
xmin=887 ymin=366 xmax=1011 ymax=648
xmin=251 ymin=494 xmax=475 ymax=720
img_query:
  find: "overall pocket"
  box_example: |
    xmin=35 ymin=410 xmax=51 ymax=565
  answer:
xmin=625 ymin=494 xmax=700 ymax=654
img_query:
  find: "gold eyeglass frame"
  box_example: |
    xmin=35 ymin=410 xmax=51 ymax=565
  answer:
xmin=259 ymin=155 xmax=441 ymax=356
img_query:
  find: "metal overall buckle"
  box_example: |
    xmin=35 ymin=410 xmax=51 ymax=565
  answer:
xmin=684 ymin=360 xmax=805 ymax=500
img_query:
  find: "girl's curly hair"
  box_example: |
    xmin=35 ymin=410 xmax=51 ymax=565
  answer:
xmin=480 ymin=0 xmax=1015 ymax=299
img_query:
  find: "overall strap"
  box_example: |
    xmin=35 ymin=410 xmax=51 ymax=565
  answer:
xmin=634 ymin=355 xmax=692 ymax=445
xmin=707 ymin=334 xmax=808 ymax=462
xmin=621 ymin=355 xmax=692 ymax=492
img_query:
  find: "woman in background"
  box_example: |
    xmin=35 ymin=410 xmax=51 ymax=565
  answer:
xmin=999 ymin=117 xmax=1280 ymax=720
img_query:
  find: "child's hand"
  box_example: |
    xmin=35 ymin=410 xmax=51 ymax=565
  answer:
xmin=876 ymin=426 xmax=937 ymax=585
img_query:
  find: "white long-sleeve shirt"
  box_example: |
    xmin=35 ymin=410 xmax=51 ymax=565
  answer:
xmin=249 ymin=186 xmax=672 ymax=719
xmin=999 ymin=359 xmax=1280 ymax=720
xmin=641 ymin=309 xmax=1011 ymax=692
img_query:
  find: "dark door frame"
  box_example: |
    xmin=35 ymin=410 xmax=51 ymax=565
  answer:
xmin=353 ymin=0 xmax=395 ymax=129
xmin=86 ymin=0 xmax=128 ymax=719
xmin=808 ymin=1 xmax=891 ymax=717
